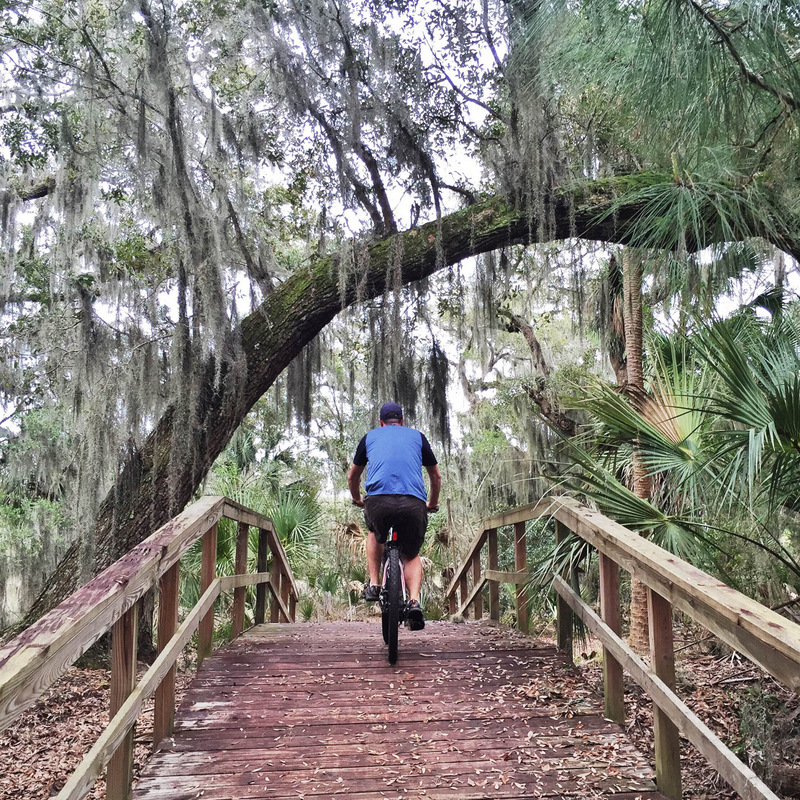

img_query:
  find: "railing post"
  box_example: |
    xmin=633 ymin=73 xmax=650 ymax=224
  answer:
xmin=255 ymin=528 xmax=269 ymax=625
xmin=232 ymin=521 xmax=249 ymax=637
xmin=280 ymin=569 xmax=291 ymax=622
xmin=555 ymin=520 xmax=573 ymax=664
xmin=599 ymin=553 xmax=624 ymax=723
xmin=153 ymin=562 xmax=179 ymax=749
xmin=649 ymin=588 xmax=682 ymax=799
xmin=472 ymin=554 xmax=483 ymax=619
xmin=459 ymin=572 xmax=469 ymax=618
xmin=270 ymin=566 xmax=282 ymax=623
xmin=447 ymin=588 xmax=456 ymax=616
xmin=198 ymin=522 xmax=218 ymax=665
xmin=107 ymin=603 xmax=138 ymax=800
xmin=487 ymin=527 xmax=500 ymax=622
xmin=289 ymin=591 xmax=297 ymax=622
xmin=514 ymin=521 xmax=528 ymax=633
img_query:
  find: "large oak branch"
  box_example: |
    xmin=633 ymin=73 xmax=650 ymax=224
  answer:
xmin=8 ymin=174 xmax=800 ymax=637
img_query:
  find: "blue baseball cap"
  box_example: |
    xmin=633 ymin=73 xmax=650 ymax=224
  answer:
xmin=379 ymin=401 xmax=403 ymax=421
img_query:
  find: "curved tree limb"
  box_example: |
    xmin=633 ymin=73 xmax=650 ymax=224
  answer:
xmin=7 ymin=172 xmax=800 ymax=639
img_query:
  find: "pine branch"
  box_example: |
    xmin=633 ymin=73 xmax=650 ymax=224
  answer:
xmin=686 ymin=0 xmax=798 ymax=112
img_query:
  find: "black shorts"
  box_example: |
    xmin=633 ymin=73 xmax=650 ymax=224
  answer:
xmin=364 ymin=494 xmax=427 ymax=558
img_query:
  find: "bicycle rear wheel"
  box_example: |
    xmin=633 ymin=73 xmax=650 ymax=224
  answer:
xmin=385 ymin=547 xmax=401 ymax=664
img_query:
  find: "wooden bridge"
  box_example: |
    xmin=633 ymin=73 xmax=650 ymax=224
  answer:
xmin=1 ymin=495 xmax=799 ymax=800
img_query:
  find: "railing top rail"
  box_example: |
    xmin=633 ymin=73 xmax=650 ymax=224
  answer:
xmin=0 ymin=495 xmax=295 ymax=732
xmin=221 ymin=499 xmax=299 ymax=599
xmin=445 ymin=498 xmax=552 ymax=598
xmin=446 ymin=495 xmax=800 ymax=690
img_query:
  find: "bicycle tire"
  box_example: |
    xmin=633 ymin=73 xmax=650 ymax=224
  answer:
xmin=386 ymin=547 xmax=401 ymax=664
xmin=381 ymin=601 xmax=390 ymax=645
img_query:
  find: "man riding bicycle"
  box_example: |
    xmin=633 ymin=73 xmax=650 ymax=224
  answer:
xmin=347 ymin=401 xmax=441 ymax=631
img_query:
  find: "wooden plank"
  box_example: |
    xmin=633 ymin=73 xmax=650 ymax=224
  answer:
xmin=254 ymin=529 xmax=269 ymax=625
xmin=552 ymin=497 xmax=800 ymax=689
xmin=270 ymin=568 xmax=281 ymax=624
xmin=456 ymin=576 xmax=487 ymax=617
xmin=488 ymin=527 xmax=500 ymax=622
xmin=267 ymin=575 xmax=292 ymax=623
xmin=555 ymin=521 xmax=573 ymax=663
xmin=153 ymin=562 xmax=179 ymax=750
xmin=515 ymin=520 xmax=529 ymax=634
xmin=107 ymin=604 xmax=138 ymax=800
xmin=198 ymin=523 xmax=218 ymax=666
xmin=459 ymin=573 xmax=469 ymax=618
xmin=280 ymin=565 xmax=291 ymax=619
xmin=56 ymin=579 xmax=223 ymax=800
xmin=444 ymin=529 xmax=487 ymax=599
xmin=649 ymin=588 xmax=681 ymax=800
xmin=472 ymin=556 xmax=482 ymax=620
xmin=484 ymin=569 xmax=530 ymax=583
xmin=599 ymin=552 xmax=624 ymax=724
xmin=480 ymin=498 xmax=554 ymax=531
xmin=131 ymin=621 xmax=667 ymax=800
xmin=219 ymin=572 xmax=271 ymax=591
xmin=221 ymin=500 xmax=275 ymax=532
xmin=552 ymin=576 xmax=780 ymax=800
xmin=0 ymin=495 xmax=225 ymax=733
xmin=263 ymin=525 xmax=299 ymax=601
xmin=232 ymin=521 xmax=249 ymax=638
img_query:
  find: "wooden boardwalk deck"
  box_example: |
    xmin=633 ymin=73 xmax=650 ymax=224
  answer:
xmin=132 ymin=621 xmax=669 ymax=800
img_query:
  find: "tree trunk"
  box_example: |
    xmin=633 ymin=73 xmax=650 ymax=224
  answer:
xmin=622 ymin=248 xmax=652 ymax=655
xmin=7 ymin=175 xmax=800 ymax=639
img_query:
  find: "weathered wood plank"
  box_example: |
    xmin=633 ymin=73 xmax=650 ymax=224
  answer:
xmin=555 ymin=520 xmax=573 ymax=663
xmin=197 ymin=523 xmax=218 ymax=666
xmin=484 ymin=569 xmax=530 ymax=583
xmin=444 ymin=529 xmax=487 ymax=600
xmin=232 ymin=521 xmax=250 ymax=637
xmin=553 ymin=576 xmax=780 ymax=800
xmin=456 ymin=575 xmax=487 ymax=617
xmin=552 ymin=497 xmax=800 ymax=689
xmin=471 ymin=556 xmax=483 ymax=619
xmin=0 ymin=495 xmax=225 ymax=733
xmin=153 ymin=562 xmax=179 ymax=749
xmin=56 ymin=579 xmax=223 ymax=800
xmin=219 ymin=572 xmax=271 ymax=591
xmin=133 ymin=621 xmax=666 ymax=800
xmin=599 ymin=552 xmax=624 ymax=724
xmin=254 ymin=529 xmax=269 ymax=625
xmin=107 ymin=604 xmax=138 ymax=800
xmin=649 ymin=588 xmax=681 ymax=800
xmin=487 ymin=528 xmax=500 ymax=622
xmin=514 ymin=520 xmax=528 ymax=634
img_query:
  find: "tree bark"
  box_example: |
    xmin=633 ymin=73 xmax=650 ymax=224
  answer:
xmin=7 ymin=174 xmax=800 ymax=638
xmin=622 ymin=248 xmax=652 ymax=655
xmin=496 ymin=307 xmax=578 ymax=437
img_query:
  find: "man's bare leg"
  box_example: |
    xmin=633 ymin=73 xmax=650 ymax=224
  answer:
xmin=366 ymin=531 xmax=383 ymax=586
xmin=402 ymin=554 xmax=423 ymax=602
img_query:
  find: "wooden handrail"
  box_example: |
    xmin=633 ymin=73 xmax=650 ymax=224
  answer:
xmin=445 ymin=495 xmax=799 ymax=800
xmin=0 ymin=495 xmax=299 ymax=800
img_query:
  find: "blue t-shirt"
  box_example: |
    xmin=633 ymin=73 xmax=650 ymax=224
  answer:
xmin=353 ymin=425 xmax=437 ymax=502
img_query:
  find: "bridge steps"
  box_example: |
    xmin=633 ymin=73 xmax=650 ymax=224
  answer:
xmin=132 ymin=621 xmax=668 ymax=799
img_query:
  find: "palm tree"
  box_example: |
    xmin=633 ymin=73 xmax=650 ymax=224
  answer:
xmin=563 ymin=315 xmax=800 ymax=608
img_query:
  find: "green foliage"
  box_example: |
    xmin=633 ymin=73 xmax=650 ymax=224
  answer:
xmin=558 ymin=308 xmax=800 ymax=602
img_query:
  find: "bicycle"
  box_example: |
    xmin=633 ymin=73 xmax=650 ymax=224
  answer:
xmin=378 ymin=508 xmax=437 ymax=665
xmin=380 ymin=527 xmax=406 ymax=665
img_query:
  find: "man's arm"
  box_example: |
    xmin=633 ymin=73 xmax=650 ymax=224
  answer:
xmin=348 ymin=463 xmax=366 ymax=507
xmin=425 ymin=465 xmax=441 ymax=511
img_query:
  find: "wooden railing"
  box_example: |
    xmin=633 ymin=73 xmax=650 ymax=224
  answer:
xmin=0 ymin=495 xmax=298 ymax=800
xmin=445 ymin=496 xmax=800 ymax=800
